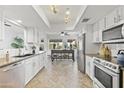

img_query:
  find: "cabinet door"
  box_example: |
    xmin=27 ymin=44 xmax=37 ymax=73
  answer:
xmin=34 ymin=28 xmax=38 ymax=43
xmin=39 ymin=54 xmax=44 ymax=69
xmin=106 ymin=10 xmax=115 ymax=28
xmin=33 ymin=56 xmax=41 ymax=75
xmin=89 ymin=59 xmax=94 ymax=80
xmin=0 ymin=12 xmax=4 ymax=41
xmin=0 ymin=19 xmax=4 ymax=41
xmin=26 ymin=28 xmax=34 ymax=43
xmin=118 ymin=6 xmax=124 ymax=21
xmin=99 ymin=18 xmax=105 ymax=31
xmin=25 ymin=58 xmax=33 ymax=85
xmin=86 ymin=56 xmax=93 ymax=79
xmin=86 ymin=56 xmax=90 ymax=76
xmin=93 ymin=22 xmax=99 ymax=43
xmin=0 ymin=61 xmax=25 ymax=88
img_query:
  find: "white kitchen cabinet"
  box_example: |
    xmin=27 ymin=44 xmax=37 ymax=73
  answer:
xmin=25 ymin=53 xmax=45 ymax=85
xmin=86 ymin=56 xmax=93 ymax=80
xmin=99 ymin=18 xmax=105 ymax=42
xmin=113 ymin=6 xmax=124 ymax=23
xmin=34 ymin=28 xmax=38 ymax=43
xmin=86 ymin=56 xmax=90 ymax=76
xmin=26 ymin=27 xmax=38 ymax=43
xmin=25 ymin=58 xmax=34 ymax=85
xmin=105 ymin=6 xmax=124 ymax=28
xmin=38 ymin=54 xmax=44 ymax=69
xmin=89 ymin=58 xmax=94 ymax=80
xmin=106 ymin=9 xmax=116 ymax=28
xmin=93 ymin=22 xmax=100 ymax=43
xmin=119 ymin=6 xmax=124 ymax=20
xmin=99 ymin=18 xmax=105 ymax=31
xmin=32 ymin=55 xmax=42 ymax=76
xmin=26 ymin=27 xmax=34 ymax=43
xmin=0 ymin=61 xmax=25 ymax=88
xmin=0 ymin=14 xmax=4 ymax=41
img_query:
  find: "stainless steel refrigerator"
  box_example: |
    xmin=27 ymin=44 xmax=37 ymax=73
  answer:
xmin=77 ymin=33 xmax=86 ymax=73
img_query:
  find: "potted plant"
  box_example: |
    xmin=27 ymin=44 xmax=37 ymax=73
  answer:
xmin=11 ymin=37 xmax=24 ymax=56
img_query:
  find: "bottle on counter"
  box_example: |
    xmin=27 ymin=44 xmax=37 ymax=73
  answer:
xmin=6 ymin=51 xmax=9 ymax=61
xmin=105 ymin=46 xmax=112 ymax=60
xmin=99 ymin=43 xmax=106 ymax=58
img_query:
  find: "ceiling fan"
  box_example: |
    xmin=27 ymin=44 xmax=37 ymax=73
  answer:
xmin=60 ymin=32 xmax=69 ymax=36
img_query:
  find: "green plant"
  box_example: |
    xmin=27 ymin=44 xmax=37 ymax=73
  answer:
xmin=11 ymin=37 xmax=24 ymax=49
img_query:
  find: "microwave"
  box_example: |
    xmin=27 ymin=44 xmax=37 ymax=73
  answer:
xmin=102 ymin=24 xmax=124 ymax=41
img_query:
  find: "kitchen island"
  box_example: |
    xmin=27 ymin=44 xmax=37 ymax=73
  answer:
xmin=51 ymin=50 xmax=75 ymax=61
xmin=0 ymin=51 xmax=46 ymax=88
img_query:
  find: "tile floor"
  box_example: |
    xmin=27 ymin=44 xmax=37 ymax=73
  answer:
xmin=26 ymin=58 xmax=93 ymax=88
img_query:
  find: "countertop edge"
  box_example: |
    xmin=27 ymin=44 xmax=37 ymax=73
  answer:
xmin=0 ymin=51 xmax=46 ymax=68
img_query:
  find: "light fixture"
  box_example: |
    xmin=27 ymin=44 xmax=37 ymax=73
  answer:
xmin=65 ymin=8 xmax=70 ymax=15
xmin=17 ymin=20 xmax=22 ymax=23
xmin=60 ymin=32 xmax=69 ymax=36
xmin=50 ymin=5 xmax=58 ymax=14
xmin=64 ymin=8 xmax=71 ymax=24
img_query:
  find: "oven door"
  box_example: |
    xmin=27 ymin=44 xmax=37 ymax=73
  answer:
xmin=93 ymin=64 xmax=119 ymax=88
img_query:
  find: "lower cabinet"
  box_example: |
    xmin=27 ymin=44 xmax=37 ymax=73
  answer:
xmin=25 ymin=58 xmax=34 ymax=85
xmin=24 ymin=53 xmax=46 ymax=85
xmin=86 ymin=56 xmax=94 ymax=80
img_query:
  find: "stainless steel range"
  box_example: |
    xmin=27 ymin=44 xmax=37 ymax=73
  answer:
xmin=92 ymin=57 xmax=120 ymax=88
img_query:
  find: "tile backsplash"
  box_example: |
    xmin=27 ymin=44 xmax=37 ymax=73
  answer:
xmin=107 ymin=43 xmax=124 ymax=57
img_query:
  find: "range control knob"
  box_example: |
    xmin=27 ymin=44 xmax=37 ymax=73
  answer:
xmin=106 ymin=63 xmax=109 ymax=66
xmin=108 ymin=64 xmax=112 ymax=67
xmin=112 ymin=66 xmax=117 ymax=69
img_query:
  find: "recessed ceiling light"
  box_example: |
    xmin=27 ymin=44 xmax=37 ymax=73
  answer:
xmin=17 ymin=20 xmax=22 ymax=23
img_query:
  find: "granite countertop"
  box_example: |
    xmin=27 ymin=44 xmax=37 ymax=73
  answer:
xmin=0 ymin=51 xmax=46 ymax=68
xmin=86 ymin=54 xmax=124 ymax=70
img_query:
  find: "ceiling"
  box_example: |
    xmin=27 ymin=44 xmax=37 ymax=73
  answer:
xmin=34 ymin=5 xmax=87 ymax=32
xmin=80 ymin=5 xmax=119 ymax=24
xmin=40 ymin=5 xmax=86 ymax=30
xmin=0 ymin=5 xmax=119 ymax=35
xmin=33 ymin=5 xmax=118 ymax=34
xmin=74 ymin=5 xmax=118 ymax=31
xmin=0 ymin=5 xmax=48 ymax=31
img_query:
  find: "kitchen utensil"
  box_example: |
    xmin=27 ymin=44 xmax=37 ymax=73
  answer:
xmin=117 ymin=50 xmax=124 ymax=66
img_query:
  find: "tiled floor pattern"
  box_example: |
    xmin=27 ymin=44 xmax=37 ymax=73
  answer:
xmin=26 ymin=59 xmax=93 ymax=88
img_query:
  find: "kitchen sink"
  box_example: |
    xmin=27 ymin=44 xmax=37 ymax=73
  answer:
xmin=14 ymin=54 xmax=34 ymax=58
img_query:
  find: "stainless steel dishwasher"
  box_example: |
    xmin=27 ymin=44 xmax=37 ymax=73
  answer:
xmin=0 ymin=61 xmax=25 ymax=88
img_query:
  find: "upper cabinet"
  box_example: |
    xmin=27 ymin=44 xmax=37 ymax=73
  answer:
xmin=93 ymin=18 xmax=105 ymax=43
xmin=105 ymin=6 xmax=124 ymax=29
xmin=93 ymin=22 xmax=100 ymax=43
xmin=0 ymin=10 xmax=4 ymax=41
xmin=99 ymin=18 xmax=106 ymax=31
xmin=106 ymin=10 xmax=116 ymax=28
xmin=26 ymin=27 xmax=38 ymax=43
xmin=92 ymin=6 xmax=124 ymax=43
